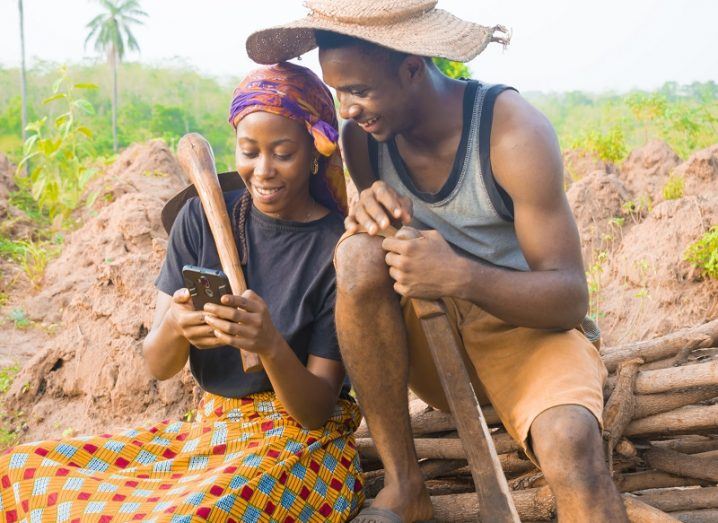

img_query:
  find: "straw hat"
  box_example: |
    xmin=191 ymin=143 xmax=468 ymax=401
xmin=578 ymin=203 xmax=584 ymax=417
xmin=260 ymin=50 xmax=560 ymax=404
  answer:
xmin=246 ymin=0 xmax=509 ymax=64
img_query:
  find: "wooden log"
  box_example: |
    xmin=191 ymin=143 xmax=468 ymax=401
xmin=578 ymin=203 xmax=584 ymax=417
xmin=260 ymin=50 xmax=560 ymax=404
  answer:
xmin=623 ymin=496 xmax=682 ymax=522
xmin=425 ymin=477 xmax=475 ymax=496
xmin=408 ymin=488 xmax=681 ymax=522
xmin=643 ymin=447 xmax=718 ymax=482
xmin=625 ymin=405 xmax=718 ymax=438
xmin=616 ymin=471 xmax=712 ymax=493
xmin=634 ymin=387 xmax=718 ymax=419
xmin=452 ymin=453 xmax=537 ymax=479
xmin=652 ymin=436 xmax=718 ymax=455
xmin=635 ymin=487 xmax=718 ymax=512
xmin=356 ymin=434 xmax=518 ymax=461
xmin=605 ymin=360 xmax=718 ymax=396
xmin=604 ymin=358 xmax=643 ymax=452
xmin=601 ymin=319 xmax=718 ymax=372
xmin=669 ymin=509 xmax=718 ymax=523
xmin=616 ymin=438 xmax=639 ymax=458
xmin=635 ymin=361 xmax=718 ymax=395
xmin=428 ymin=486 xmax=556 ymax=522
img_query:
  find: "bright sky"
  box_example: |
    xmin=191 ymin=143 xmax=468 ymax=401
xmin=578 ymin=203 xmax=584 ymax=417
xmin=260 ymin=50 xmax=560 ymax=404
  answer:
xmin=1 ymin=0 xmax=717 ymax=93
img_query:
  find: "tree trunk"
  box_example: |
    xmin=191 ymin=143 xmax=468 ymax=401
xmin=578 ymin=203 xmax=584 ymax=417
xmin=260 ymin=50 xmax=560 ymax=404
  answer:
xmin=111 ymin=45 xmax=118 ymax=153
xmin=18 ymin=0 xmax=27 ymax=143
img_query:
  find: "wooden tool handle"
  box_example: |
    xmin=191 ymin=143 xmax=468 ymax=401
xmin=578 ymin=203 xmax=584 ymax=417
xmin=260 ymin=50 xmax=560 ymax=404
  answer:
xmin=176 ymin=133 xmax=262 ymax=373
xmin=397 ymin=226 xmax=520 ymax=521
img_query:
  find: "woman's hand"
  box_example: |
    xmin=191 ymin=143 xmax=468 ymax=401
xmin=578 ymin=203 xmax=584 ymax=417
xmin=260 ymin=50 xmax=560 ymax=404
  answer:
xmin=166 ymin=288 xmax=225 ymax=349
xmin=202 ymin=290 xmax=283 ymax=356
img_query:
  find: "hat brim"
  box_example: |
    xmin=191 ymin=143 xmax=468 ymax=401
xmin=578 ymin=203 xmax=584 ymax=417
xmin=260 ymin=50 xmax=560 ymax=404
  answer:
xmin=246 ymin=10 xmax=502 ymax=65
xmin=161 ymin=171 xmax=245 ymax=235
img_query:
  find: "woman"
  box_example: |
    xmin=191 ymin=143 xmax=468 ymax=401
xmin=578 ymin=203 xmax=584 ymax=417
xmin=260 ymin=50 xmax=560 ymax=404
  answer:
xmin=0 ymin=62 xmax=364 ymax=522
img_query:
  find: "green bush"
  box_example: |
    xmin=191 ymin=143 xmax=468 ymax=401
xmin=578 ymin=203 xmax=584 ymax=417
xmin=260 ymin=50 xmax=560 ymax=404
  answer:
xmin=662 ymin=174 xmax=685 ymax=200
xmin=684 ymin=226 xmax=718 ymax=279
xmin=16 ymin=67 xmax=99 ymax=222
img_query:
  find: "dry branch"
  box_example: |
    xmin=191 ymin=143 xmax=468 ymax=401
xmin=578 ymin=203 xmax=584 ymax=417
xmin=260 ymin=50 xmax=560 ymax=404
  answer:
xmin=635 ymin=487 xmax=718 ymax=512
xmin=668 ymin=509 xmax=718 ymax=523
xmin=634 ymin=388 xmax=718 ymax=419
xmin=601 ymin=319 xmax=718 ymax=372
xmin=643 ymin=447 xmax=718 ymax=482
xmin=355 ymin=433 xmax=518 ymax=461
xmin=625 ymin=405 xmax=718 ymax=438
xmin=623 ymin=496 xmax=682 ymax=522
xmin=616 ymin=471 xmax=712 ymax=493
xmin=604 ymin=358 xmax=643 ymax=451
xmin=652 ymin=436 xmax=718 ymax=455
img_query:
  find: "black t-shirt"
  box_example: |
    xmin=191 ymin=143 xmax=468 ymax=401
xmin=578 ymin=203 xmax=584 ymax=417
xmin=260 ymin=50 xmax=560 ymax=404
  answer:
xmin=155 ymin=188 xmax=347 ymax=398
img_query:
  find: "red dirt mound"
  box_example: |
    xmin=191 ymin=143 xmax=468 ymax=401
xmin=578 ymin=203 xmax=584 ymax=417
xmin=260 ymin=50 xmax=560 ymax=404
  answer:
xmin=566 ymin=171 xmax=633 ymax=267
xmin=673 ymin=144 xmax=718 ymax=198
xmin=86 ymin=139 xmax=188 ymax=212
xmin=6 ymin=192 xmax=197 ymax=441
xmin=562 ymin=149 xmax=611 ymax=187
xmin=597 ymin=194 xmax=718 ymax=346
xmin=618 ymin=140 xmax=681 ymax=203
xmin=2 ymin=141 xmax=195 ymax=441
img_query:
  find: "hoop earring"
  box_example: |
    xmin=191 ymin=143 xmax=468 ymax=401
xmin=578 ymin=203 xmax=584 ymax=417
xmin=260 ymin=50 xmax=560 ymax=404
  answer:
xmin=311 ymin=157 xmax=319 ymax=175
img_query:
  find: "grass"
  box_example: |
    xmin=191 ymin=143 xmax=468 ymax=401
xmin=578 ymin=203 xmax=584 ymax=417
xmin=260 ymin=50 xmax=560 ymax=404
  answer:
xmin=685 ymin=226 xmax=718 ymax=279
xmin=662 ymin=174 xmax=685 ymax=200
xmin=0 ymin=363 xmax=21 ymax=450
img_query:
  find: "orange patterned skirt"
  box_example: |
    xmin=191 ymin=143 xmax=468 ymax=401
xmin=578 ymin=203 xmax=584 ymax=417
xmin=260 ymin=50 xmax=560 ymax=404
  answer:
xmin=0 ymin=391 xmax=364 ymax=522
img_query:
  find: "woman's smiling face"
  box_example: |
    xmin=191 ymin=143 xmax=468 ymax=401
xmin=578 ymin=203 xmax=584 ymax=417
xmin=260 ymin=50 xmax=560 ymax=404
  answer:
xmin=235 ymin=111 xmax=316 ymax=221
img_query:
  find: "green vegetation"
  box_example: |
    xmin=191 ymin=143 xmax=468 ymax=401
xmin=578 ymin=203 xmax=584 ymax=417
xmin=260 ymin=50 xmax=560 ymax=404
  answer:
xmin=685 ymin=226 xmax=718 ymax=280
xmin=0 ymin=364 xmax=21 ymax=450
xmin=17 ymin=67 xmax=99 ymax=222
xmin=662 ymin=174 xmax=685 ymax=200
xmin=0 ymin=62 xmax=240 ymax=171
xmin=529 ymin=81 xmax=718 ymax=161
xmin=433 ymin=58 xmax=471 ymax=80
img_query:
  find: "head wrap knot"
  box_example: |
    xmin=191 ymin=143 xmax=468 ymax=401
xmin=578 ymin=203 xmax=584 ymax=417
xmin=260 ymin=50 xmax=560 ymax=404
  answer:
xmin=229 ymin=62 xmax=347 ymax=216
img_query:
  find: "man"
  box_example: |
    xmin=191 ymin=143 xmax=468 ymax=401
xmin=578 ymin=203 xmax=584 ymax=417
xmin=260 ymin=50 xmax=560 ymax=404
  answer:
xmin=247 ymin=2 xmax=627 ymax=522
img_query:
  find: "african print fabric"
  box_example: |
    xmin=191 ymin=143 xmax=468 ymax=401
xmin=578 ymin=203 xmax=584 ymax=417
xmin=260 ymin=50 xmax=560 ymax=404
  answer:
xmin=0 ymin=392 xmax=364 ymax=522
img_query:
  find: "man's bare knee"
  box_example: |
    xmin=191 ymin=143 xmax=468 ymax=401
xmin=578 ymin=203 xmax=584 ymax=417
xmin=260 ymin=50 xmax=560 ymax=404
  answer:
xmin=531 ymin=405 xmax=605 ymax=482
xmin=335 ymin=233 xmax=392 ymax=294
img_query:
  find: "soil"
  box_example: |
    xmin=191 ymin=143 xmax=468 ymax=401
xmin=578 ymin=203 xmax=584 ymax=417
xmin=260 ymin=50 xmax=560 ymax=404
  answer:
xmin=0 ymin=138 xmax=717 ymax=441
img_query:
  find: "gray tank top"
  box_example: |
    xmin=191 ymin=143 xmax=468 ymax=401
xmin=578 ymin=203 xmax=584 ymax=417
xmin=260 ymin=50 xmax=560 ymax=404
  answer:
xmin=369 ymin=81 xmax=529 ymax=272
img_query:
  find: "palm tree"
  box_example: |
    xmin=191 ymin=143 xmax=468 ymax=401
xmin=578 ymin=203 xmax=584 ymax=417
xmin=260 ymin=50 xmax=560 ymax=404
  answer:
xmin=18 ymin=0 xmax=27 ymax=143
xmin=85 ymin=0 xmax=147 ymax=152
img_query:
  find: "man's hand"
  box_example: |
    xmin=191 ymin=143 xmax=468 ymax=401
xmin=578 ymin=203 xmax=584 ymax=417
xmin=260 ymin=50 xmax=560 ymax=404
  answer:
xmin=346 ymin=181 xmax=413 ymax=235
xmin=203 ymin=290 xmax=284 ymax=357
xmin=166 ymin=288 xmax=224 ymax=349
xmin=382 ymin=227 xmax=464 ymax=299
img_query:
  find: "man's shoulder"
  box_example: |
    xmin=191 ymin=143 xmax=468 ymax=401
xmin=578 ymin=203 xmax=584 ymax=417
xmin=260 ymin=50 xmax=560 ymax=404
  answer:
xmin=489 ymin=89 xmax=563 ymax=198
xmin=491 ymin=89 xmax=553 ymax=142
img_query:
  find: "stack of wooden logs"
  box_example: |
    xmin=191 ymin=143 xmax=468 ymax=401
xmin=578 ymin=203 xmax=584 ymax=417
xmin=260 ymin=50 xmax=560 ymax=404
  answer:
xmin=355 ymin=319 xmax=718 ymax=522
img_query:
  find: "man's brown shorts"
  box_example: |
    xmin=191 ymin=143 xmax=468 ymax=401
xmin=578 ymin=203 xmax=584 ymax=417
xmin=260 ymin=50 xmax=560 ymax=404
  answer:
xmin=402 ymin=295 xmax=607 ymax=464
xmin=335 ymin=229 xmax=608 ymax=465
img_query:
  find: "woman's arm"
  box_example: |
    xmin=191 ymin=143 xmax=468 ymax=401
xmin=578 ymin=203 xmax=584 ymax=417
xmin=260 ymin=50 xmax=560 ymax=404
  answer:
xmin=204 ymin=291 xmax=345 ymax=429
xmin=142 ymin=289 xmax=224 ymax=380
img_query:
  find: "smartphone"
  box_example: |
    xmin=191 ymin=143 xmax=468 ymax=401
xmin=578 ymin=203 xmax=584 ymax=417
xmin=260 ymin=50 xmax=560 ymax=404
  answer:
xmin=182 ymin=265 xmax=231 ymax=310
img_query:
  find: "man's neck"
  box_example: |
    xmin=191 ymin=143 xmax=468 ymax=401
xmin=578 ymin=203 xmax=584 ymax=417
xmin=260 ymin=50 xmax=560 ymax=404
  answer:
xmin=398 ymin=72 xmax=467 ymax=152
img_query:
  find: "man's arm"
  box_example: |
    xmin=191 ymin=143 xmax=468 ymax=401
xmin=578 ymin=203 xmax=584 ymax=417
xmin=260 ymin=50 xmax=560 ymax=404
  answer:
xmin=383 ymin=91 xmax=588 ymax=330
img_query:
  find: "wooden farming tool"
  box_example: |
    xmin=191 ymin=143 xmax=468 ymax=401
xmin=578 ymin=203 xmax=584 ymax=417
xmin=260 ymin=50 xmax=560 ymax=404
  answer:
xmin=176 ymin=132 xmax=263 ymax=373
xmin=398 ymin=227 xmax=520 ymax=522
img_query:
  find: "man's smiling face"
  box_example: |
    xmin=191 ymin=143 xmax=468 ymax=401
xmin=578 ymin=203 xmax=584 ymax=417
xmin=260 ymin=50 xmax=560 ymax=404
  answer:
xmin=319 ymin=44 xmax=415 ymax=142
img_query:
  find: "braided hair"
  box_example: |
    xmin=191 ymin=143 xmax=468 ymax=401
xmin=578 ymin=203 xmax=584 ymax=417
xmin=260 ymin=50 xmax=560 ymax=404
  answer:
xmin=231 ymin=189 xmax=253 ymax=266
